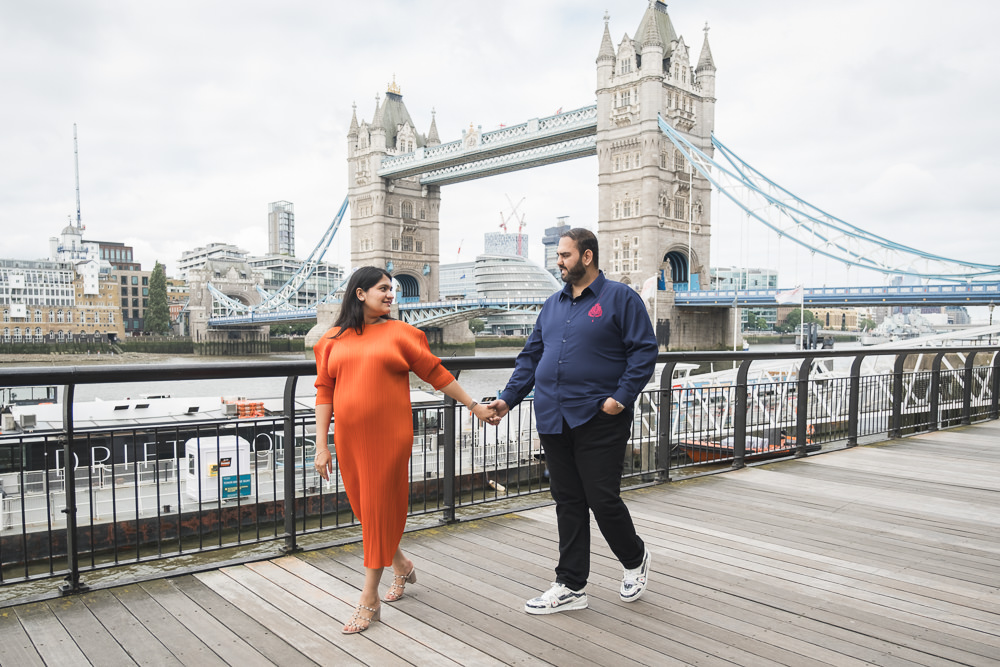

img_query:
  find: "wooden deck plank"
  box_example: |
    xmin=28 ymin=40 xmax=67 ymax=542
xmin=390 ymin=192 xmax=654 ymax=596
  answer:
xmin=111 ymin=583 xmax=229 ymax=666
xmin=43 ymin=595 xmax=136 ymax=667
xmin=193 ymin=567 xmax=366 ymax=667
xmin=12 ymin=600 xmax=89 ymax=666
xmin=245 ymin=557 xmax=469 ymax=667
xmin=0 ymin=607 xmax=45 ymax=667
xmin=139 ymin=578 xmax=278 ymax=667
xmin=410 ymin=519 xmax=852 ymax=667
xmin=474 ymin=512 xmax=900 ymax=666
xmin=79 ymin=588 xmax=183 ymax=667
xmin=444 ymin=520 xmax=940 ymax=667
xmin=311 ymin=544 xmax=655 ymax=667
xmin=3 ymin=421 xmax=999 ymax=666
xmin=270 ymin=555 xmax=506 ymax=667
xmin=169 ymin=576 xmax=319 ymax=667
xmin=301 ymin=549 xmax=553 ymax=667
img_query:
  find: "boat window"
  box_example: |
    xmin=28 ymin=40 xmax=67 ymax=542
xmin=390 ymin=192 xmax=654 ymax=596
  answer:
xmin=113 ymin=405 xmax=129 ymax=411
xmin=134 ymin=404 xmax=149 ymax=409
xmin=186 ymin=406 xmax=199 ymax=414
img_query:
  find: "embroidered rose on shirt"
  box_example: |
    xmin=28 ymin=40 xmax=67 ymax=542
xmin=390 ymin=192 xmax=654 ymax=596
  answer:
xmin=588 ymin=303 xmax=603 ymax=318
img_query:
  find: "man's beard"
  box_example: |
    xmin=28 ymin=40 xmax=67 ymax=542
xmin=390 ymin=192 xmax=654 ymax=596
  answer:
xmin=561 ymin=261 xmax=586 ymax=284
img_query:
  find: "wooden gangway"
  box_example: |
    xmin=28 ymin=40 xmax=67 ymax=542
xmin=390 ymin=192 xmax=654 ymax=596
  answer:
xmin=2 ymin=421 xmax=998 ymax=666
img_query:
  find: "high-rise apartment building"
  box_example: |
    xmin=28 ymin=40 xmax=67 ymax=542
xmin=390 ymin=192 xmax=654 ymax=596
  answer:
xmin=541 ymin=219 xmax=572 ymax=279
xmin=268 ymin=201 xmax=295 ymax=257
xmin=484 ymin=232 xmax=529 ymax=258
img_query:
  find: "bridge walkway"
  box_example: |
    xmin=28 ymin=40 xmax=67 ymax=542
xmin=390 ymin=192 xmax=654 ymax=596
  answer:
xmin=2 ymin=422 xmax=998 ymax=666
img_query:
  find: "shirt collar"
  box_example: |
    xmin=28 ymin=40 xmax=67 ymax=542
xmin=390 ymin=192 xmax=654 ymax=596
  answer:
xmin=560 ymin=270 xmax=606 ymax=301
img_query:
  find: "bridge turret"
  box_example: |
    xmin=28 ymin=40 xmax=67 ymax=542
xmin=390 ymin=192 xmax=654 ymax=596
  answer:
xmin=596 ymin=12 xmax=616 ymax=91
xmin=596 ymin=1 xmax=727 ymax=349
xmin=696 ymin=23 xmax=716 ymax=138
xmin=369 ymin=93 xmax=387 ymax=152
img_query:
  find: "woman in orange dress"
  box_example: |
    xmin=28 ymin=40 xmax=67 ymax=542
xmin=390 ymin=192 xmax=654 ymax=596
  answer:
xmin=313 ymin=266 xmax=494 ymax=634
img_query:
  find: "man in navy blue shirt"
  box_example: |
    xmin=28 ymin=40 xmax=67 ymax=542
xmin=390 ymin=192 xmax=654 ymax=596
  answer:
xmin=488 ymin=228 xmax=658 ymax=614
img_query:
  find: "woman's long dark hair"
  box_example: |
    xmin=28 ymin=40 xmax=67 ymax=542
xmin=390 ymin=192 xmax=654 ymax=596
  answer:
xmin=332 ymin=266 xmax=393 ymax=338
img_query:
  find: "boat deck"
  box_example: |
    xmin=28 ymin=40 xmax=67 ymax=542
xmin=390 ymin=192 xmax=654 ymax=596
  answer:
xmin=2 ymin=421 xmax=998 ymax=666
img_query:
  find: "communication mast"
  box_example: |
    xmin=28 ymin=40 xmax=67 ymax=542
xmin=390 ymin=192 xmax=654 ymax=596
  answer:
xmin=73 ymin=123 xmax=85 ymax=230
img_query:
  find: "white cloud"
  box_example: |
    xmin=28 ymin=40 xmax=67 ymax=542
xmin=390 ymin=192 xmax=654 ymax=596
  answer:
xmin=1 ymin=0 xmax=998 ymax=288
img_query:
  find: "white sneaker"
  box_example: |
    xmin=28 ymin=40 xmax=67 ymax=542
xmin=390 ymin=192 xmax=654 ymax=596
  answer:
xmin=620 ymin=548 xmax=650 ymax=602
xmin=524 ymin=582 xmax=588 ymax=615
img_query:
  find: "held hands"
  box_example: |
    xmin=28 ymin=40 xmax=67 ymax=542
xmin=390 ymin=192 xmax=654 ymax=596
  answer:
xmin=484 ymin=399 xmax=509 ymax=426
xmin=471 ymin=402 xmax=498 ymax=424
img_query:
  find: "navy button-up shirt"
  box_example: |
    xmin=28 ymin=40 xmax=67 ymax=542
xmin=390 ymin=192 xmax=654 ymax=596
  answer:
xmin=498 ymin=271 xmax=658 ymax=434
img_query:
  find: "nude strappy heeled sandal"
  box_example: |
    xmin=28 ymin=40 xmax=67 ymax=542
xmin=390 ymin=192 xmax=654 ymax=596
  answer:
xmin=382 ymin=567 xmax=417 ymax=602
xmin=342 ymin=601 xmax=381 ymax=634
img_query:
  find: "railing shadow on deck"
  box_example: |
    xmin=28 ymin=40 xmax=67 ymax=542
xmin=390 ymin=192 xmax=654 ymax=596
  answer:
xmin=0 ymin=345 xmax=997 ymax=601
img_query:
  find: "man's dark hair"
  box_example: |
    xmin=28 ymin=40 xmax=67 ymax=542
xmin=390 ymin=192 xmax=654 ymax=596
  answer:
xmin=561 ymin=227 xmax=599 ymax=267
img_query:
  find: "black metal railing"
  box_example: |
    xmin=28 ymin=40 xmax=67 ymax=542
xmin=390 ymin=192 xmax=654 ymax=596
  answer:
xmin=0 ymin=346 xmax=997 ymax=595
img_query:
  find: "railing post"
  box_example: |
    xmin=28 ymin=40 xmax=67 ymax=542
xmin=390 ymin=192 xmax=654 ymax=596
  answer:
xmin=795 ymin=358 xmax=811 ymax=457
xmin=732 ymin=360 xmax=751 ymax=470
xmin=658 ymin=361 xmax=677 ymax=482
xmin=889 ymin=354 xmax=907 ymax=438
xmin=441 ymin=395 xmax=457 ymax=524
xmin=991 ymin=350 xmax=1000 ymax=421
xmin=281 ymin=376 xmax=301 ymax=554
xmin=59 ymin=384 xmax=88 ymax=596
xmin=846 ymin=354 xmax=864 ymax=447
xmin=929 ymin=352 xmax=945 ymax=432
xmin=961 ymin=351 xmax=976 ymax=425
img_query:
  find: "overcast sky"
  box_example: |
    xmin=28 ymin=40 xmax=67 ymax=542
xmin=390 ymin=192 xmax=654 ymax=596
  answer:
xmin=2 ymin=0 xmax=998 ymax=293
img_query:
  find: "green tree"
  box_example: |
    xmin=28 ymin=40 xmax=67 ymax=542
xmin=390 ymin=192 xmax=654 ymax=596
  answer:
xmin=778 ymin=308 xmax=817 ymax=333
xmin=468 ymin=318 xmax=486 ymax=334
xmin=145 ymin=261 xmax=171 ymax=334
xmin=859 ymin=318 xmax=876 ymax=331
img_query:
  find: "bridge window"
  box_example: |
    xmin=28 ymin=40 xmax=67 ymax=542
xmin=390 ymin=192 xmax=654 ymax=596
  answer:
xmin=419 ymin=208 xmax=425 ymax=220
xmin=391 ymin=238 xmax=400 ymax=251
xmin=401 ymin=201 xmax=413 ymax=219
xmin=415 ymin=240 xmax=424 ymax=253
xmin=402 ymin=236 xmax=414 ymax=252
xmin=387 ymin=204 xmax=394 ymax=216
xmin=675 ymin=196 xmax=688 ymax=220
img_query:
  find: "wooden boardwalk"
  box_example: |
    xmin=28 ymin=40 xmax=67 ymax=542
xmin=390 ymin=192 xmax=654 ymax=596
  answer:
xmin=2 ymin=421 xmax=998 ymax=666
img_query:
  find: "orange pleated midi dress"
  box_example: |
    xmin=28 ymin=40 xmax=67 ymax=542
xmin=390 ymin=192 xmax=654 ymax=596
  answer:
xmin=314 ymin=320 xmax=454 ymax=568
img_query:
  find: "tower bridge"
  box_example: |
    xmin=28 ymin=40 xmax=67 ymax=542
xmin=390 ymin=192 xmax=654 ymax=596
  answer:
xmin=205 ymin=1 xmax=1000 ymax=351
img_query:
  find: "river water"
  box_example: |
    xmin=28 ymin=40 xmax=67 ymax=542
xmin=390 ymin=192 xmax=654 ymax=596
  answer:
xmin=3 ymin=341 xmax=865 ymax=406
xmin=3 ymin=350 xmax=523 ymax=406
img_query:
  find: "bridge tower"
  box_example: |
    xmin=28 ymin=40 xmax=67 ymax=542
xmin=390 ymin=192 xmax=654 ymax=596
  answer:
xmin=347 ymin=81 xmax=442 ymax=302
xmin=597 ymin=2 xmax=731 ymax=349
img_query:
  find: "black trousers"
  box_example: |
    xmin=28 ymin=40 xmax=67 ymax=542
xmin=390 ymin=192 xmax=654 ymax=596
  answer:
xmin=539 ymin=411 xmax=645 ymax=591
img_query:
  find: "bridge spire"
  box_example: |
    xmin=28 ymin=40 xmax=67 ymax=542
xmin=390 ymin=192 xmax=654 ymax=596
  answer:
xmin=597 ymin=13 xmax=615 ymax=63
xmin=427 ymin=108 xmax=440 ymax=146
xmin=697 ymin=22 xmax=716 ymax=73
xmin=348 ymin=102 xmax=359 ymax=137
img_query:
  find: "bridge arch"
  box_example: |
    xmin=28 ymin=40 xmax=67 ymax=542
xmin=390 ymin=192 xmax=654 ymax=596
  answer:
xmin=663 ymin=249 xmax=690 ymax=286
xmin=393 ymin=273 xmax=421 ymax=303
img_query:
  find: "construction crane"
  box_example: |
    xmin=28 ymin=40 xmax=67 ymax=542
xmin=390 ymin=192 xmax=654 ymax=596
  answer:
xmin=499 ymin=196 xmax=527 ymax=256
